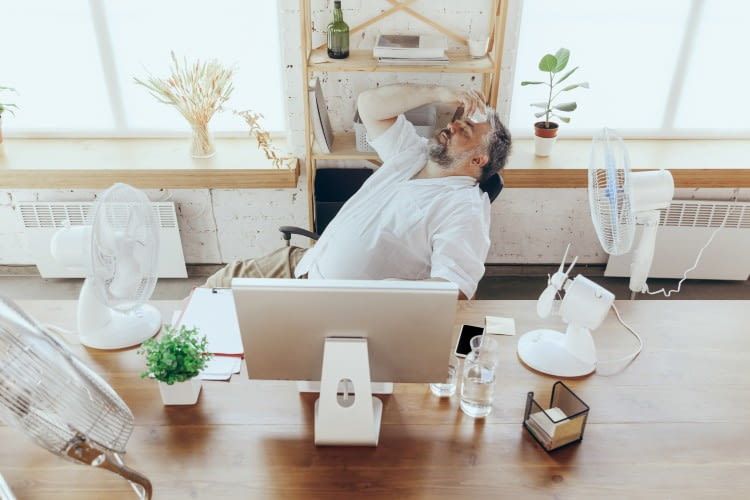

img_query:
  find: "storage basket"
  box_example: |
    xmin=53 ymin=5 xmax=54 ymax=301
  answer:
xmin=353 ymin=104 xmax=437 ymax=153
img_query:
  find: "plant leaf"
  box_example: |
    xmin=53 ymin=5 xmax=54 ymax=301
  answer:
xmin=530 ymin=102 xmax=549 ymax=108
xmin=534 ymin=111 xmax=548 ymax=118
xmin=538 ymin=54 xmax=558 ymax=72
xmin=554 ymin=48 xmax=570 ymax=72
xmin=554 ymin=66 xmax=578 ymax=86
xmin=521 ymin=81 xmax=545 ymax=86
xmin=553 ymin=102 xmax=577 ymax=112
xmin=552 ymin=113 xmax=571 ymax=123
xmin=562 ymin=82 xmax=589 ymax=91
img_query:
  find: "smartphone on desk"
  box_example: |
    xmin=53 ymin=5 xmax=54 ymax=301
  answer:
xmin=455 ymin=324 xmax=484 ymax=358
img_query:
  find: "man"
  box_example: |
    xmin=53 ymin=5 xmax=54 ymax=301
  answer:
xmin=205 ymin=84 xmax=511 ymax=298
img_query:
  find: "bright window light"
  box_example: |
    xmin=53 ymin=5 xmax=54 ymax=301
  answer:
xmin=1 ymin=0 xmax=284 ymax=137
xmin=509 ymin=0 xmax=749 ymax=138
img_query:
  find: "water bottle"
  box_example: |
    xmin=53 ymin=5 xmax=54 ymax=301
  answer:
xmin=460 ymin=335 xmax=499 ymax=418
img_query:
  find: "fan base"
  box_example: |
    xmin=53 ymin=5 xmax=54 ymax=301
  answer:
xmin=79 ymin=303 xmax=161 ymax=350
xmin=517 ymin=329 xmax=596 ymax=378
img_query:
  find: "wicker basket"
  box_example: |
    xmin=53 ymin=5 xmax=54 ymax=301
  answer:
xmin=353 ymin=104 xmax=437 ymax=153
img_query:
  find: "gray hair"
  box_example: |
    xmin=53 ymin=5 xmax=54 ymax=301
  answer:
xmin=478 ymin=109 xmax=512 ymax=183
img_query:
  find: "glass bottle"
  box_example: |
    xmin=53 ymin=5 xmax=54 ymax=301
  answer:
xmin=327 ymin=1 xmax=349 ymax=59
xmin=460 ymin=335 xmax=499 ymax=418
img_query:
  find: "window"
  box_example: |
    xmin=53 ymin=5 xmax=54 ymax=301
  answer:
xmin=508 ymin=0 xmax=750 ymax=138
xmin=2 ymin=0 xmax=284 ymax=137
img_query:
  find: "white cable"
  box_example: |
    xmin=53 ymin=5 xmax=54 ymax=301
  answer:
xmin=597 ymin=303 xmax=643 ymax=365
xmin=644 ymin=192 xmax=739 ymax=298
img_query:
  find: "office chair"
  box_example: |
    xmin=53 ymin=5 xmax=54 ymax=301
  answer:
xmin=279 ymin=173 xmax=504 ymax=246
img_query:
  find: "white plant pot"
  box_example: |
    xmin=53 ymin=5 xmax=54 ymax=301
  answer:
xmin=158 ymin=377 xmax=202 ymax=405
xmin=534 ymin=135 xmax=556 ymax=157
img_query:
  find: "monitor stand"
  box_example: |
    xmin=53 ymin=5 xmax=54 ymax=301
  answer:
xmin=313 ymin=337 xmax=383 ymax=446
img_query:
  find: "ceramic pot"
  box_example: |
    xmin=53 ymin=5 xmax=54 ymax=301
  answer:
xmin=158 ymin=377 xmax=202 ymax=405
xmin=534 ymin=121 xmax=559 ymax=157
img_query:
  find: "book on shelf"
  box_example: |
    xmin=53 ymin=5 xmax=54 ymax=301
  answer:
xmin=373 ymin=34 xmax=447 ymax=59
xmin=308 ymin=77 xmax=334 ymax=154
xmin=377 ymin=57 xmax=449 ymax=66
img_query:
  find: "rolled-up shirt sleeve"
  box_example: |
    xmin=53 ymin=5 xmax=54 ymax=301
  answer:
xmin=430 ymin=199 xmax=491 ymax=298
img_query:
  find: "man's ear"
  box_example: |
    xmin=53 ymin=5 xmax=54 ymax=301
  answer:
xmin=471 ymin=154 xmax=489 ymax=168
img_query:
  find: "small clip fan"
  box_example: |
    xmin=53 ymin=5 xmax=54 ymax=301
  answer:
xmin=537 ymin=243 xmax=578 ymax=318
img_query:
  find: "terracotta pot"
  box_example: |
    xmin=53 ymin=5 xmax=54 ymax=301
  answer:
xmin=533 ymin=121 xmax=559 ymax=157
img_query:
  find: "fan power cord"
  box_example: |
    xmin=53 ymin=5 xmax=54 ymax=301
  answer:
xmin=643 ymin=194 xmax=739 ymax=298
xmin=597 ymin=303 xmax=643 ymax=366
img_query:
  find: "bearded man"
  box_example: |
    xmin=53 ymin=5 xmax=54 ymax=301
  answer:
xmin=205 ymin=84 xmax=512 ymax=299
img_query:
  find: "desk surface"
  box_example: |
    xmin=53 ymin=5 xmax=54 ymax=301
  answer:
xmin=1 ymin=300 xmax=749 ymax=499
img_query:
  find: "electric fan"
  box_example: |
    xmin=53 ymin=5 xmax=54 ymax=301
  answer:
xmin=517 ymin=245 xmax=615 ymax=377
xmin=51 ymin=183 xmax=161 ymax=349
xmin=0 ymin=296 xmax=152 ymax=498
xmin=589 ymin=128 xmax=674 ymax=295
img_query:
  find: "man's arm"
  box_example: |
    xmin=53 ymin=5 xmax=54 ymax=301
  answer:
xmin=357 ymin=84 xmax=485 ymax=140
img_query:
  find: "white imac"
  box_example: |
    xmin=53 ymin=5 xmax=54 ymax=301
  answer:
xmin=232 ymin=278 xmax=458 ymax=447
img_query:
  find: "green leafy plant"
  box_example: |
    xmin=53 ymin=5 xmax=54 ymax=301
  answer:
xmin=521 ymin=48 xmax=588 ymax=128
xmin=0 ymin=86 xmax=18 ymax=116
xmin=139 ymin=325 xmax=212 ymax=385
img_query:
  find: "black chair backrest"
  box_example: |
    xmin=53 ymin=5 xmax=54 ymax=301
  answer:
xmin=479 ymin=173 xmax=504 ymax=203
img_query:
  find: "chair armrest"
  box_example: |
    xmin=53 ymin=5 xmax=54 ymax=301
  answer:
xmin=279 ymin=225 xmax=320 ymax=243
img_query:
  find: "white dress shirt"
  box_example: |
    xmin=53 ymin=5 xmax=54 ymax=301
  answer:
xmin=295 ymin=114 xmax=491 ymax=297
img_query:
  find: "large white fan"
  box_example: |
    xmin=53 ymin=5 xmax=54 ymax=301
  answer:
xmin=51 ymin=183 xmax=161 ymax=349
xmin=0 ymin=296 xmax=151 ymax=498
xmin=589 ymin=128 xmax=674 ymax=295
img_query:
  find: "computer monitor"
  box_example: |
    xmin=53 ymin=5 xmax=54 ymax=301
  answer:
xmin=232 ymin=278 xmax=459 ymax=446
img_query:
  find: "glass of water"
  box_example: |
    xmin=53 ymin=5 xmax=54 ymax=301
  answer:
xmin=460 ymin=335 xmax=500 ymax=418
xmin=429 ymin=354 xmax=459 ymax=397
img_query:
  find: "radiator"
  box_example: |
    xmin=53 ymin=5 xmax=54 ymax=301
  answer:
xmin=17 ymin=201 xmax=188 ymax=278
xmin=605 ymin=200 xmax=750 ymax=281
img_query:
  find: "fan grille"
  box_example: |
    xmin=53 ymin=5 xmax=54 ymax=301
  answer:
xmin=588 ymin=129 xmax=636 ymax=255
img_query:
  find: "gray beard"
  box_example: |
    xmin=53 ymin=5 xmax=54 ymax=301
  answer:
xmin=428 ymin=140 xmax=455 ymax=168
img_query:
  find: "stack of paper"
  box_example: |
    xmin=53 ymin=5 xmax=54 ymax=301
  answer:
xmin=171 ymin=287 xmax=244 ymax=381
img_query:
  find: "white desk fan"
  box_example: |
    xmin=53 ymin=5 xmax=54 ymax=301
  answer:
xmin=517 ymin=245 xmax=615 ymax=377
xmin=51 ymin=183 xmax=161 ymax=349
xmin=589 ymin=128 xmax=674 ymax=295
xmin=0 ymin=296 xmax=152 ymax=498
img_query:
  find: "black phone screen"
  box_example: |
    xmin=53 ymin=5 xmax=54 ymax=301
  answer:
xmin=455 ymin=325 xmax=484 ymax=358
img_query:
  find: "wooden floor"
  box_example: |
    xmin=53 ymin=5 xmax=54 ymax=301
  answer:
xmin=0 ymin=299 xmax=749 ymax=499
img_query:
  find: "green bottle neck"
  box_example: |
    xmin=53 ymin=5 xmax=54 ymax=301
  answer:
xmin=333 ymin=4 xmax=343 ymax=22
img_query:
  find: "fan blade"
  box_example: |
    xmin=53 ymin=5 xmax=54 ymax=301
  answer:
xmin=537 ymin=285 xmax=558 ymax=318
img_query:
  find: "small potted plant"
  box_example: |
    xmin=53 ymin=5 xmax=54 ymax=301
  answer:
xmin=139 ymin=325 xmax=212 ymax=405
xmin=0 ymin=86 xmax=18 ymax=145
xmin=521 ymin=48 xmax=588 ymax=157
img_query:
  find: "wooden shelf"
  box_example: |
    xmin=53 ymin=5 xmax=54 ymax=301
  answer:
xmin=503 ymin=139 xmax=750 ymax=188
xmin=311 ymin=137 xmax=750 ymax=188
xmin=312 ymin=133 xmax=379 ymax=161
xmin=307 ymin=48 xmax=496 ymax=74
xmin=0 ymin=138 xmax=299 ymax=189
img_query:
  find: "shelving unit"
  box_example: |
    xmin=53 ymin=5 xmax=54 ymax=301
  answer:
xmin=299 ymin=0 xmax=509 ymax=229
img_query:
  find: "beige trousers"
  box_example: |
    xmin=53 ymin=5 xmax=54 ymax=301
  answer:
xmin=203 ymin=246 xmax=308 ymax=288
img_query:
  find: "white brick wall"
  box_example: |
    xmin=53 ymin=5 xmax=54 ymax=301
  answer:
xmin=1 ymin=1 xmax=747 ymax=268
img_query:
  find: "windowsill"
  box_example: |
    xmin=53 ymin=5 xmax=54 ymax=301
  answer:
xmin=0 ymin=138 xmax=299 ymax=189
xmin=504 ymin=139 xmax=750 ymax=188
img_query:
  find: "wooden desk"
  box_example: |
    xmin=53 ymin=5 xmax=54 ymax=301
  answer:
xmin=1 ymin=300 xmax=749 ymax=499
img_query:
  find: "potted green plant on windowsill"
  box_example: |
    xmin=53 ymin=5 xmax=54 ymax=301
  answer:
xmin=139 ymin=325 xmax=212 ymax=405
xmin=521 ymin=48 xmax=588 ymax=157
xmin=0 ymin=86 xmax=18 ymax=146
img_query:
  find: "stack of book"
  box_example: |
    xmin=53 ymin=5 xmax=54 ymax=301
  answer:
xmin=373 ymin=34 xmax=448 ymax=65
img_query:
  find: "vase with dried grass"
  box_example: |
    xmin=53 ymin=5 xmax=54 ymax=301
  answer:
xmin=135 ymin=53 xmax=233 ymax=159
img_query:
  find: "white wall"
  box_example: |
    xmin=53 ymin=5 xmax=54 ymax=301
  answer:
xmin=0 ymin=1 xmax=747 ymax=267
